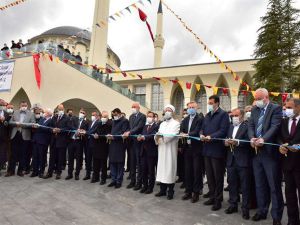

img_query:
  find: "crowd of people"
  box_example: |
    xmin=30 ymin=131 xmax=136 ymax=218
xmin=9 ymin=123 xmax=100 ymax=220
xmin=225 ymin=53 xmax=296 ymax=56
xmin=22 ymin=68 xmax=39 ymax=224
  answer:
xmin=0 ymin=88 xmax=299 ymax=225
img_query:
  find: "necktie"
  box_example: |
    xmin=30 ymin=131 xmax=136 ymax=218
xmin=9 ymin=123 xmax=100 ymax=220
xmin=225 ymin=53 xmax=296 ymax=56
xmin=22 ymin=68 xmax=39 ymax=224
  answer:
xmin=290 ymin=118 xmax=297 ymax=137
xmin=147 ymin=125 xmax=151 ymax=132
xmin=256 ymin=108 xmax=265 ymax=137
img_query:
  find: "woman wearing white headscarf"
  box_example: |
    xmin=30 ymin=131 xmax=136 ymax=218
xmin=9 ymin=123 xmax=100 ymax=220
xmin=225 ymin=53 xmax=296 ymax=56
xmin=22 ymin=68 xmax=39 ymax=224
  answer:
xmin=154 ymin=104 xmax=180 ymax=200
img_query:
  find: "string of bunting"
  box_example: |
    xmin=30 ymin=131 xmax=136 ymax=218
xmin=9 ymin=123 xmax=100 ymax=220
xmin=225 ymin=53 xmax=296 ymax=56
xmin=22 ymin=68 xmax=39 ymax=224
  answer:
xmin=0 ymin=0 xmax=28 ymax=11
xmin=160 ymin=0 xmax=251 ymax=92
xmin=96 ymin=0 xmax=152 ymax=28
xmin=4 ymin=49 xmax=299 ymax=101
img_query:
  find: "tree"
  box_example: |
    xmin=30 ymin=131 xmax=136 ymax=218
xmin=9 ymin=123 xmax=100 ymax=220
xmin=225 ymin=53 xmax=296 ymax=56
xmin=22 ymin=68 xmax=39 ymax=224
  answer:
xmin=253 ymin=0 xmax=300 ymax=94
xmin=281 ymin=0 xmax=300 ymax=92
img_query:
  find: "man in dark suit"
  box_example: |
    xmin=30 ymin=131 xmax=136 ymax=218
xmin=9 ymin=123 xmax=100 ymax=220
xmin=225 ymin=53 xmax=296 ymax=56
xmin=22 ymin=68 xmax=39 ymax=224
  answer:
xmin=7 ymin=101 xmax=35 ymax=177
xmin=137 ymin=111 xmax=159 ymax=194
xmin=200 ymin=95 xmax=230 ymax=211
xmin=66 ymin=108 xmax=89 ymax=180
xmin=44 ymin=104 xmax=70 ymax=180
xmin=181 ymin=101 xmax=204 ymax=203
xmin=124 ymin=102 xmax=146 ymax=190
xmin=90 ymin=111 xmax=112 ymax=185
xmin=0 ymin=100 xmax=9 ymax=175
xmin=248 ymin=88 xmax=283 ymax=225
xmin=224 ymin=108 xmax=252 ymax=220
xmin=107 ymin=108 xmax=129 ymax=188
xmin=31 ymin=108 xmax=53 ymax=178
xmin=278 ymin=98 xmax=300 ymax=225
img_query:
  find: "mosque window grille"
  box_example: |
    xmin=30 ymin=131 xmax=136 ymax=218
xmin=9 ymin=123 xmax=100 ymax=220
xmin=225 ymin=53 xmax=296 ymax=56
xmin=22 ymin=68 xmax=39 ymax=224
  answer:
xmin=134 ymin=85 xmax=146 ymax=106
xmin=151 ymin=83 xmax=164 ymax=111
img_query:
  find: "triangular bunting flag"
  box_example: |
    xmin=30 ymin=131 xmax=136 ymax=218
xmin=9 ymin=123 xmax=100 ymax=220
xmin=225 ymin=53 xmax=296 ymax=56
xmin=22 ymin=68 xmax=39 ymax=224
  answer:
xmin=195 ymin=84 xmax=201 ymax=92
xmin=186 ymin=82 xmax=192 ymax=90
xmin=213 ymin=86 xmax=219 ymax=95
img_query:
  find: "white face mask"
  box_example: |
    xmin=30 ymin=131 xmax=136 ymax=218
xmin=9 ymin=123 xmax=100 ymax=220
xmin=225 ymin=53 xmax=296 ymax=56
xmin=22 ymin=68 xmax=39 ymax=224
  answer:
xmin=58 ymin=110 xmax=64 ymax=116
xmin=79 ymin=113 xmax=85 ymax=119
xmin=183 ymin=114 xmax=188 ymax=118
xmin=164 ymin=111 xmax=172 ymax=120
xmin=208 ymin=104 xmax=214 ymax=112
xmin=256 ymin=100 xmax=265 ymax=109
xmin=20 ymin=106 xmax=27 ymax=111
xmin=285 ymin=108 xmax=295 ymax=118
xmin=146 ymin=117 xmax=154 ymax=124
xmin=245 ymin=111 xmax=251 ymax=119
xmin=7 ymin=109 xmax=13 ymax=114
xmin=91 ymin=116 xmax=96 ymax=122
xmin=113 ymin=116 xmax=120 ymax=121
xmin=232 ymin=117 xmax=240 ymax=126
xmin=35 ymin=114 xmax=41 ymax=119
xmin=101 ymin=117 xmax=108 ymax=123
xmin=131 ymin=108 xmax=138 ymax=114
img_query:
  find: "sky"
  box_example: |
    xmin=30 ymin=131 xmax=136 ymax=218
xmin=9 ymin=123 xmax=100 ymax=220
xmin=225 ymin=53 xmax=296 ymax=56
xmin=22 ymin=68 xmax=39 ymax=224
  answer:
xmin=0 ymin=0 xmax=299 ymax=70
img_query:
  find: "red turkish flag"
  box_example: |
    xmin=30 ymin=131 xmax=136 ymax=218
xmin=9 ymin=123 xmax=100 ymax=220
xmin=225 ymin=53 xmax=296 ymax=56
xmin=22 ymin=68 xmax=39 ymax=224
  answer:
xmin=33 ymin=54 xmax=41 ymax=89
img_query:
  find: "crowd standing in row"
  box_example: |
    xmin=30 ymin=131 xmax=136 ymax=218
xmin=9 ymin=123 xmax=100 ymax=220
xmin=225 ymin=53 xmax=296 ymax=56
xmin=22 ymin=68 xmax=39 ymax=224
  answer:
xmin=0 ymin=88 xmax=299 ymax=225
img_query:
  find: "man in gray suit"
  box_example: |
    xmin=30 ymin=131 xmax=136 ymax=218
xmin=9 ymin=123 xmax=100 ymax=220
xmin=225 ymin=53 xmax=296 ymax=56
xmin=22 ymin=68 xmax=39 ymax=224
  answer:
xmin=6 ymin=101 xmax=35 ymax=176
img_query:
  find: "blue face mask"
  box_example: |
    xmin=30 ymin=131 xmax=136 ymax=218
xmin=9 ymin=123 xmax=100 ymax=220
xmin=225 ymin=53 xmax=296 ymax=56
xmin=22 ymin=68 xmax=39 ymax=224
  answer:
xmin=187 ymin=108 xmax=196 ymax=115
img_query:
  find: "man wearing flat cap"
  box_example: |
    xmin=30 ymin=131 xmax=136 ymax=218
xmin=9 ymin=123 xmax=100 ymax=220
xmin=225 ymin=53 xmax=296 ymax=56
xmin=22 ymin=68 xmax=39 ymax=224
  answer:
xmin=155 ymin=104 xmax=180 ymax=200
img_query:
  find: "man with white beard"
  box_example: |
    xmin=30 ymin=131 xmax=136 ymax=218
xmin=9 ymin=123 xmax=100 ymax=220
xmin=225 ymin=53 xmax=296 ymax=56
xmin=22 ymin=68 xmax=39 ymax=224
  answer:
xmin=155 ymin=104 xmax=180 ymax=200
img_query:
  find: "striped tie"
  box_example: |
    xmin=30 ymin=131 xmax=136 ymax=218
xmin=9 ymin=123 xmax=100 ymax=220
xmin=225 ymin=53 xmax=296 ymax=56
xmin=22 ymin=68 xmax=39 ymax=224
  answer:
xmin=256 ymin=108 xmax=265 ymax=137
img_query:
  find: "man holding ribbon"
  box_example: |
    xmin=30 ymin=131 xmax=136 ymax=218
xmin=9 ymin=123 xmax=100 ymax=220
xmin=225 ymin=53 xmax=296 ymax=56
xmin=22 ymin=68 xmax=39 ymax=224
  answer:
xmin=278 ymin=98 xmax=300 ymax=225
xmin=248 ymin=88 xmax=283 ymax=225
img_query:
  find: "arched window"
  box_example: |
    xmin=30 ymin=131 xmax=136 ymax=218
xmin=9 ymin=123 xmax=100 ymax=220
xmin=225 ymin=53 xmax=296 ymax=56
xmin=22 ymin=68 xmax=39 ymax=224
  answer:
xmin=217 ymin=87 xmax=231 ymax=112
xmin=195 ymin=88 xmax=207 ymax=114
xmin=172 ymin=86 xmax=184 ymax=115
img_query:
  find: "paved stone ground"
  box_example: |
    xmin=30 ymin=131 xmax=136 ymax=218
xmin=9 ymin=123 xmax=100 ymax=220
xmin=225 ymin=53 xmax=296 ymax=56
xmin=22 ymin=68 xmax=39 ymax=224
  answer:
xmin=0 ymin=170 xmax=287 ymax=225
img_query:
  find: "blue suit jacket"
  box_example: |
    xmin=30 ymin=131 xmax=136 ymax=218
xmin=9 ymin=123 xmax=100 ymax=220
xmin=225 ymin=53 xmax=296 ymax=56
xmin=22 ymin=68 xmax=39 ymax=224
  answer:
xmin=226 ymin=121 xmax=253 ymax=167
xmin=32 ymin=117 xmax=53 ymax=146
xmin=248 ymin=103 xmax=282 ymax=157
xmin=201 ymin=108 xmax=230 ymax=158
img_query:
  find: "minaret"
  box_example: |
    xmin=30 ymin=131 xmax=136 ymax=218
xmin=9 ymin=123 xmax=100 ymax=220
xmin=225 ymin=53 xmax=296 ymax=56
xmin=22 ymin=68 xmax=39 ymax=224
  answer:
xmin=153 ymin=0 xmax=165 ymax=68
xmin=89 ymin=0 xmax=110 ymax=68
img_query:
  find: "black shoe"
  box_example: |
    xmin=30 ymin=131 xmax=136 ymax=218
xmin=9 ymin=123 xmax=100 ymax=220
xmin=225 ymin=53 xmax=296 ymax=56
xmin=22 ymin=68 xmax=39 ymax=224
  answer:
xmin=100 ymin=180 xmax=106 ymax=185
xmin=204 ymin=199 xmax=215 ymax=206
xmin=203 ymin=192 xmax=210 ymax=198
xmin=140 ymin=187 xmax=147 ymax=193
xmin=108 ymin=182 xmax=116 ymax=187
xmin=273 ymin=220 xmax=282 ymax=225
xmin=126 ymin=175 xmax=131 ymax=180
xmin=75 ymin=175 xmax=79 ymax=180
xmin=126 ymin=183 xmax=135 ymax=189
xmin=38 ymin=173 xmax=44 ymax=178
xmin=55 ymin=174 xmax=61 ymax=180
xmin=242 ymin=211 xmax=250 ymax=220
xmin=91 ymin=178 xmax=100 ymax=183
xmin=182 ymin=193 xmax=192 ymax=200
xmin=167 ymin=195 xmax=174 ymax=200
xmin=191 ymin=193 xmax=199 ymax=203
xmin=224 ymin=206 xmax=238 ymax=214
xmin=115 ymin=183 xmax=121 ymax=189
xmin=145 ymin=189 xmax=153 ymax=194
xmin=65 ymin=175 xmax=73 ymax=180
xmin=180 ymin=183 xmax=185 ymax=189
xmin=155 ymin=192 xmax=166 ymax=197
xmin=252 ymin=213 xmax=267 ymax=222
xmin=133 ymin=184 xmax=142 ymax=191
xmin=17 ymin=171 xmax=24 ymax=177
xmin=224 ymin=185 xmax=229 ymax=192
xmin=211 ymin=202 xmax=222 ymax=211
xmin=43 ymin=173 xmax=52 ymax=179
xmin=83 ymin=175 xmax=90 ymax=180
xmin=30 ymin=173 xmax=38 ymax=177
xmin=125 ymin=169 xmax=130 ymax=172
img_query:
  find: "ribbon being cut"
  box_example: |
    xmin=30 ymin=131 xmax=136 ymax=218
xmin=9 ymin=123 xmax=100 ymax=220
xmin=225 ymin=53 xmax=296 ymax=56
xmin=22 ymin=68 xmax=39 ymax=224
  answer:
xmin=9 ymin=121 xmax=300 ymax=152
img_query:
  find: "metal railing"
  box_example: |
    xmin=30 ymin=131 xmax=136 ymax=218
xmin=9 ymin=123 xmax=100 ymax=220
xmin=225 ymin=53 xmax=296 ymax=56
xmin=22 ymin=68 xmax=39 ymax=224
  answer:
xmin=0 ymin=42 xmax=142 ymax=105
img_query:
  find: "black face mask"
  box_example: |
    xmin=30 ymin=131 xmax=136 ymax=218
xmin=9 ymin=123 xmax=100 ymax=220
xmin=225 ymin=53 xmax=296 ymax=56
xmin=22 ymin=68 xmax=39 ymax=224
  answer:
xmin=68 ymin=113 xmax=73 ymax=117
